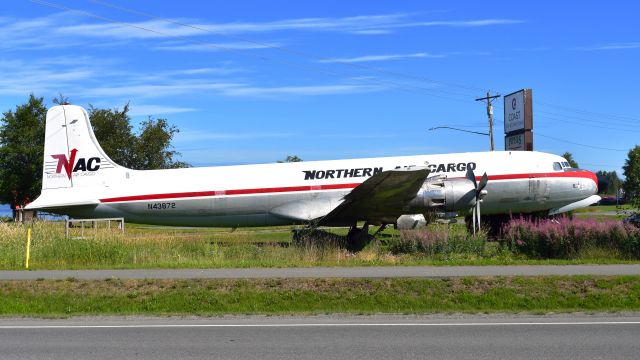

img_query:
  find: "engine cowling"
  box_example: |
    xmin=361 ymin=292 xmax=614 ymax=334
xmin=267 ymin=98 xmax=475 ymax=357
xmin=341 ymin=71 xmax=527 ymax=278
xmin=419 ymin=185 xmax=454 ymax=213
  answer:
xmin=406 ymin=176 xmax=477 ymax=212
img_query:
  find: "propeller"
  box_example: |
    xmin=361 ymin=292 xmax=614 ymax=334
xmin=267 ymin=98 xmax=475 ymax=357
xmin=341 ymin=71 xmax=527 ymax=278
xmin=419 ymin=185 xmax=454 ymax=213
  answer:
xmin=466 ymin=169 xmax=489 ymax=234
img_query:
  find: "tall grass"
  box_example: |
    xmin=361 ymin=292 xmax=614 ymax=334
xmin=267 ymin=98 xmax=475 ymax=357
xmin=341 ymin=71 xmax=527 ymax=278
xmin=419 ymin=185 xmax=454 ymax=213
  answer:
xmin=1 ymin=217 xmax=639 ymax=270
xmin=503 ymin=217 xmax=640 ymax=259
xmin=0 ymin=221 xmax=293 ymax=269
xmin=0 ymin=221 xmax=395 ymax=269
xmin=386 ymin=224 xmax=488 ymax=257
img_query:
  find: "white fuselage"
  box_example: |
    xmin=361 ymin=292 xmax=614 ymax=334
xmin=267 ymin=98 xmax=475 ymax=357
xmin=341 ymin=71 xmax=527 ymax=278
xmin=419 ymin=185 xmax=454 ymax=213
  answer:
xmin=44 ymin=151 xmax=597 ymax=227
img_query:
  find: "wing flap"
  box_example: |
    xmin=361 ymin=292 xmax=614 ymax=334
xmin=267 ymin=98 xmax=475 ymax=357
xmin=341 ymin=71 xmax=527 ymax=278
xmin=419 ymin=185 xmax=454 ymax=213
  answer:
xmin=319 ymin=168 xmax=430 ymax=225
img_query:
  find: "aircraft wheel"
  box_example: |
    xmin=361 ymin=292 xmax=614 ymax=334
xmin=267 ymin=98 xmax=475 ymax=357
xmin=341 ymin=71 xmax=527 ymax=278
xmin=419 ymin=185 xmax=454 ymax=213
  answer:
xmin=346 ymin=224 xmax=372 ymax=252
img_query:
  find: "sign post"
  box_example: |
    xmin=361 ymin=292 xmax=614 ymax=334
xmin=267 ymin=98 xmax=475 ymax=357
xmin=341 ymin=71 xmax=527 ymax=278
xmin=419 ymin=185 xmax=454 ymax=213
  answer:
xmin=25 ymin=227 xmax=31 ymax=269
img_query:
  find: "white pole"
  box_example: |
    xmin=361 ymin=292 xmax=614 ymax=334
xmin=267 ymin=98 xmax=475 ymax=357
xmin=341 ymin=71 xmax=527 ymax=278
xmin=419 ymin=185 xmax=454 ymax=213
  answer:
xmin=472 ymin=207 xmax=476 ymax=235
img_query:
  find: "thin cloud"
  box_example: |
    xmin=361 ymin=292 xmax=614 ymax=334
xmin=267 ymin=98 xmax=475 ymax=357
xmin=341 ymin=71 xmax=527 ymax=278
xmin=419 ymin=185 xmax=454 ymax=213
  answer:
xmin=572 ymin=42 xmax=640 ymax=51
xmin=176 ymin=131 xmax=295 ymax=142
xmin=126 ymin=104 xmax=197 ymax=116
xmin=218 ymin=84 xmax=382 ymax=97
xmin=514 ymin=47 xmax=550 ymax=52
xmin=85 ymin=82 xmax=245 ymax=99
xmin=85 ymin=81 xmax=382 ymax=99
xmin=411 ymin=19 xmax=524 ymax=27
xmin=0 ymin=54 xmax=381 ymax=100
xmin=153 ymin=42 xmax=279 ymax=52
xmin=351 ymin=29 xmax=392 ymax=35
xmin=0 ymin=59 xmax=99 ymax=96
xmin=0 ymin=57 xmax=247 ymax=99
xmin=318 ymin=52 xmax=445 ymax=63
xmin=9 ymin=11 xmax=523 ymax=46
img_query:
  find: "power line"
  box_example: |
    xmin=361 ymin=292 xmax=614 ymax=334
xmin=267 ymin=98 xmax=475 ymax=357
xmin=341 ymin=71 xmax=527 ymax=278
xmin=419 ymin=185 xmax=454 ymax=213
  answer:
xmin=536 ymin=133 xmax=627 ymax=152
xmin=535 ymin=100 xmax=640 ymax=123
xmin=493 ymin=98 xmax=640 ymax=128
xmin=536 ymin=115 xmax=640 ymax=133
xmin=428 ymin=126 xmax=490 ymax=136
xmin=492 ymin=100 xmax=640 ymax=133
xmin=536 ymin=109 xmax=640 ymax=128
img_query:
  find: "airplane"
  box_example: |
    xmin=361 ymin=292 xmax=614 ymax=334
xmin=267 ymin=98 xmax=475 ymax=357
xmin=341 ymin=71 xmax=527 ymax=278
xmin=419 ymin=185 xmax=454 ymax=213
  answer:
xmin=26 ymin=105 xmax=600 ymax=244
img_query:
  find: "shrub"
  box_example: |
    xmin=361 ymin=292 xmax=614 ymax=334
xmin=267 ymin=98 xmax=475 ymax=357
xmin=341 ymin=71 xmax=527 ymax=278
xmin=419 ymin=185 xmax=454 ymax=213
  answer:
xmin=503 ymin=217 xmax=640 ymax=259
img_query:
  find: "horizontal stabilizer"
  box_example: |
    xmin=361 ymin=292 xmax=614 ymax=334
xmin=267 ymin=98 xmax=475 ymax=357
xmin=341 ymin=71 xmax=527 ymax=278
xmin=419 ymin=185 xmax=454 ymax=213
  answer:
xmin=25 ymin=189 xmax=100 ymax=210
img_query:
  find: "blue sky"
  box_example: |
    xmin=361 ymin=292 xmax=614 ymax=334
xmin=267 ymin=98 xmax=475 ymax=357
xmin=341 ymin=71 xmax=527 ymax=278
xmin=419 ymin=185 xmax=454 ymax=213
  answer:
xmin=1 ymin=0 xmax=639 ymax=175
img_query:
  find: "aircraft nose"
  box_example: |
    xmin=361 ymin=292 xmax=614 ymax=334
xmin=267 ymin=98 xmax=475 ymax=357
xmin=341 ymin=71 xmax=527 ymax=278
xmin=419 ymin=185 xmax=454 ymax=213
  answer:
xmin=586 ymin=170 xmax=599 ymax=195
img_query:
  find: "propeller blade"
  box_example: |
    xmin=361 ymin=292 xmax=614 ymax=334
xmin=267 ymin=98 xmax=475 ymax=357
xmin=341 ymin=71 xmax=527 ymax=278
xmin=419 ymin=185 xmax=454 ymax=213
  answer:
xmin=466 ymin=168 xmax=477 ymax=190
xmin=477 ymin=173 xmax=489 ymax=193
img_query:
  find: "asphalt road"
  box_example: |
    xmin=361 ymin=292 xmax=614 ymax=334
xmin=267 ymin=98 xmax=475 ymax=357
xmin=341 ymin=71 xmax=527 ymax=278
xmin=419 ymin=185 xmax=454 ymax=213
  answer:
xmin=1 ymin=315 xmax=639 ymax=360
xmin=1 ymin=264 xmax=640 ymax=280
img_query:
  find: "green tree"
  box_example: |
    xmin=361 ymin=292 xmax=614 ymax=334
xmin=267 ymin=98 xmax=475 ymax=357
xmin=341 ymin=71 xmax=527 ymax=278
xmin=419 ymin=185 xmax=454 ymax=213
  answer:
xmin=623 ymin=145 xmax=640 ymax=208
xmin=88 ymin=104 xmax=189 ymax=170
xmin=596 ymin=170 xmax=621 ymax=195
xmin=89 ymin=104 xmax=137 ymax=168
xmin=52 ymin=93 xmax=69 ymax=105
xmin=562 ymin=152 xmax=579 ymax=168
xmin=0 ymin=95 xmax=47 ymax=211
xmin=134 ymin=117 xmax=190 ymax=169
xmin=278 ymin=155 xmax=303 ymax=163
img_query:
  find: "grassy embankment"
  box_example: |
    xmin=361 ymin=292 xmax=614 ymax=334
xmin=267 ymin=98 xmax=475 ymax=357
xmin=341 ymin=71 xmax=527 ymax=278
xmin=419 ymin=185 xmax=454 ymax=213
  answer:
xmin=573 ymin=204 xmax=633 ymax=213
xmin=1 ymin=276 xmax=639 ymax=316
xmin=1 ymin=217 xmax=639 ymax=270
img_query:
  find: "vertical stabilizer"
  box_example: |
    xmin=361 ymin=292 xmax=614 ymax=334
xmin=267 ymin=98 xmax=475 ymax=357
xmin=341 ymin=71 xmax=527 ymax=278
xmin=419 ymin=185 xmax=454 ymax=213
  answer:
xmin=42 ymin=105 xmax=125 ymax=190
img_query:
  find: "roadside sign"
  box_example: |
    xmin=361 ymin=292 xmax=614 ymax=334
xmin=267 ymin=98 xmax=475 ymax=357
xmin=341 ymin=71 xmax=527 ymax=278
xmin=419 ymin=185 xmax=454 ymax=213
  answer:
xmin=504 ymin=89 xmax=532 ymax=133
xmin=504 ymin=89 xmax=533 ymax=151
xmin=505 ymin=130 xmax=533 ymax=151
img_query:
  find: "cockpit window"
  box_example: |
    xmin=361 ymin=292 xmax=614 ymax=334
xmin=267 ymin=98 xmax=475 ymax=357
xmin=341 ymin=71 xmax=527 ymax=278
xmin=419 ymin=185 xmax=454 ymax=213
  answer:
xmin=553 ymin=162 xmax=562 ymax=171
xmin=562 ymin=161 xmax=570 ymax=168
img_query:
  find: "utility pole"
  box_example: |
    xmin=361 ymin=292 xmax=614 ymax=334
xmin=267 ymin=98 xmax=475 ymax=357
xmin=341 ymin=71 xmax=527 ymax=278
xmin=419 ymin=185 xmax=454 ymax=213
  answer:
xmin=475 ymin=91 xmax=500 ymax=151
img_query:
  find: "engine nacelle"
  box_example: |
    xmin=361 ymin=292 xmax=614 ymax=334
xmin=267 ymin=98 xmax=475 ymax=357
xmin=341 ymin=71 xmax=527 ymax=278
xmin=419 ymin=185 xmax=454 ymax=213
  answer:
xmin=406 ymin=176 xmax=477 ymax=213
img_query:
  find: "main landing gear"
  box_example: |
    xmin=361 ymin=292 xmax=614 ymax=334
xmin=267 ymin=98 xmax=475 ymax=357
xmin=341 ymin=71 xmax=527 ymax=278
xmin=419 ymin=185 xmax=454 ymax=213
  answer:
xmin=346 ymin=222 xmax=388 ymax=251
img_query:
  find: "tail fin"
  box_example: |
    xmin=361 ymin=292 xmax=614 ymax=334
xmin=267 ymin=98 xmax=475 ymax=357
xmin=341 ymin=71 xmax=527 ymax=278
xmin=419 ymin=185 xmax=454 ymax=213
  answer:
xmin=42 ymin=105 xmax=126 ymax=190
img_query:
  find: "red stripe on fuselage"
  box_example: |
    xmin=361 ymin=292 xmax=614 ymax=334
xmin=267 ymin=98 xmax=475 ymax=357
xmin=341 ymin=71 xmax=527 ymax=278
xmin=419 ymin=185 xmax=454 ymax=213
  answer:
xmin=99 ymin=170 xmax=597 ymax=204
xmin=486 ymin=170 xmax=597 ymax=184
xmin=99 ymin=183 xmax=359 ymax=203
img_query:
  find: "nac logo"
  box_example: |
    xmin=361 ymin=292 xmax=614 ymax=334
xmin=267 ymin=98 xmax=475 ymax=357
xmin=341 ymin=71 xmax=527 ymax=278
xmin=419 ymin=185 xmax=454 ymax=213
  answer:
xmin=50 ymin=149 xmax=101 ymax=179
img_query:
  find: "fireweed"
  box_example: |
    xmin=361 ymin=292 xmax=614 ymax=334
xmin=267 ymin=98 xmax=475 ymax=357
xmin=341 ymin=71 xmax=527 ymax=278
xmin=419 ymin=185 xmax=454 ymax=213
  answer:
xmin=503 ymin=217 xmax=640 ymax=259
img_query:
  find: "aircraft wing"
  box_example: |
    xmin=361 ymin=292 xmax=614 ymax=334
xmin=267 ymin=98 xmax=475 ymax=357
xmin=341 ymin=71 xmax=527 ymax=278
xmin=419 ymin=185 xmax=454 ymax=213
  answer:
xmin=319 ymin=168 xmax=430 ymax=226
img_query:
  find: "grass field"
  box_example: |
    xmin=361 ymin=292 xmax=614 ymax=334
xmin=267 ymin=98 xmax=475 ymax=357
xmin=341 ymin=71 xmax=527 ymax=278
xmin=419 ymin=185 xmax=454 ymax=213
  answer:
xmin=2 ymin=220 xmax=639 ymax=270
xmin=1 ymin=276 xmax=639 ymax=316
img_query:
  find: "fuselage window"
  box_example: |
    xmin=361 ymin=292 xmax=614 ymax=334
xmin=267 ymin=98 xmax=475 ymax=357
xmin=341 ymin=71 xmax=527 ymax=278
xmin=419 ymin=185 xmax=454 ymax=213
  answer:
xmin=553 ymin=162 xmax=562 ymax=171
